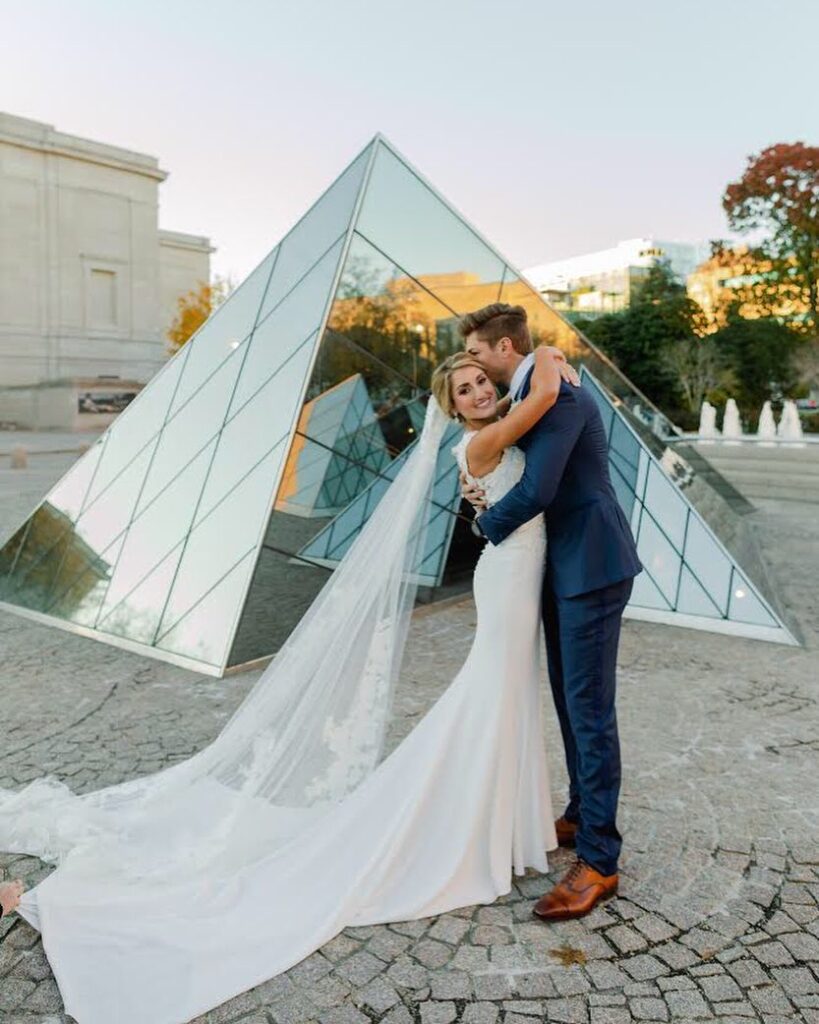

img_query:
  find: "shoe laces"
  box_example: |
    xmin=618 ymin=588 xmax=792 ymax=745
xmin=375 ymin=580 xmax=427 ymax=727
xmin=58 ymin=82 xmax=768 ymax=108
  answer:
xmin=563 ymin=859 xmax=588 ymax=886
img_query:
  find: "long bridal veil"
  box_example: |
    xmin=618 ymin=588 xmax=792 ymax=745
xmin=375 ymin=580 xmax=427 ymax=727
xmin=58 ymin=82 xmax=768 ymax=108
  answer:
xmin=0 ymin=396 xmax=451 ymax=891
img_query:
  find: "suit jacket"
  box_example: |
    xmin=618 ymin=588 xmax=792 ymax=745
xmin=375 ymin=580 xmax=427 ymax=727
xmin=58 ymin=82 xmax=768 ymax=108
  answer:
xmin=477 ymin=373 xmax=642 ymax=598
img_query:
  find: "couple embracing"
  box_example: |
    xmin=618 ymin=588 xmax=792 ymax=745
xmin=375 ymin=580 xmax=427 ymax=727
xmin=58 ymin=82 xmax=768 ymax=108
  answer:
xmin=0 ymin=303 xmax=641 ymax=1024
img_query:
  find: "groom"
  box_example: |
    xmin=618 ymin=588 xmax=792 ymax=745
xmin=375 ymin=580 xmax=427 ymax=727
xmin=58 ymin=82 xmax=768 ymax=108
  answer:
xmin=460 ymin=303 xmax=642 ymax=920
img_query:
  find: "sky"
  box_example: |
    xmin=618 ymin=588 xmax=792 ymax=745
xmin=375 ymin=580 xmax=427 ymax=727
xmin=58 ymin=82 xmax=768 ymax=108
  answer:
xmin=1 ymin=0 xmax=816 ymax=284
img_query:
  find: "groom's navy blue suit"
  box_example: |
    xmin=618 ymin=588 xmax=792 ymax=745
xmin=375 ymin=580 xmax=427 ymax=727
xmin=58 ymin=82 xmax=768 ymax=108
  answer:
xmin=477 ymin=372 xmax=641 ymax=876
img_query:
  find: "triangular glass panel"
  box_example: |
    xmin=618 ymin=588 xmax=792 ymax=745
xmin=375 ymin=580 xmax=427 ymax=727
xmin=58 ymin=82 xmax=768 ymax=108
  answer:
xmin=582 ymin=367 xmax=796 ymax=643
xmin=156 ymin=550 xmax=256 ymax=668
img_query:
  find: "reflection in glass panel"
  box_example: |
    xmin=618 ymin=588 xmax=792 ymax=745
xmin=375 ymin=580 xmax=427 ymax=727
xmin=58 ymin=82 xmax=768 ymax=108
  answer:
xmin=95 ymin=440 xmax=217 ymax=627
xmin=728 ymin=570 xmax=779 ymax=628
xmin=506 ymin=273 xmax=676 ymax=449
xmin=44 ymin=440 xmax=105 ymax=524
xmin=257 ymin=144 xmax=372 ymax=323
xmin=636 ymin=511 xmax=682 ymax=606
xmin=299 ymin=409 xmax=462 ymax=584
xmin=47 ymin=534 xmax=126 ymax=628
xmin=86 ymin=346 xmax=188 ymax=506
xmin=156 ymin=550 xmax=256 ymax=667
xmin=643 ymin=462 xmax=688 ymax=554
xmin=136 ymin=349 xmax=243 ymax=516
xmin=97 ymin=541 xmax=185 ymax=644
xmin=629 ymin=568 xmax=671 ymax=611
xmin=229 ymin=237 xmax=345 ymax=416
xmin=355 ymin=145 xmax=505 ymax=313
xmin=676 ymin=566 xmax=723 ymax=619
xmin=168 ymin=245 xmax=278 ymax=418
xmin=328 ymin=233 xmax=464 ymax=387
xmin=194 ymin=333 xmax=307 ymax=524
xmin=157 ymin=443 xmax=285 ymax=638
xmin=0 ymin=503 xmax=77 ymax=609
xmin=682 ymin=515 xmax=732 ymax=615
xmin=64 ymin=437 xmax=159 ymax=577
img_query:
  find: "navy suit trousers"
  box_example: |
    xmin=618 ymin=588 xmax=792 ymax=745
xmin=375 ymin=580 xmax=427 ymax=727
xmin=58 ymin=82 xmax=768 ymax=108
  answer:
xmin=542 ymin=575 xmax=633 ymax=876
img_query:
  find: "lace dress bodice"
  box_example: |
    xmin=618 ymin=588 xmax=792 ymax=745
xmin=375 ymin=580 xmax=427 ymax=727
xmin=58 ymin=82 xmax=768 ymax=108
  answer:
xmin=452 ymin=431 xmax=526 ymax=507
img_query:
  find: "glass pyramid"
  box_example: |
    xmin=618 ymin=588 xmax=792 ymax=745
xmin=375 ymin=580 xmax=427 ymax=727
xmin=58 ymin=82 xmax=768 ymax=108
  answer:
xmin=0 ymin=136 xmax=796 ymax=676
xmin=582 ymin=368 xmax=796 ymax=644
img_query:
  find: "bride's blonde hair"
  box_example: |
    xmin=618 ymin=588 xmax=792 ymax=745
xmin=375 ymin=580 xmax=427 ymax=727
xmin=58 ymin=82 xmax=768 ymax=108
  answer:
xmin=431 ymin=353 xmax=491 ymax=420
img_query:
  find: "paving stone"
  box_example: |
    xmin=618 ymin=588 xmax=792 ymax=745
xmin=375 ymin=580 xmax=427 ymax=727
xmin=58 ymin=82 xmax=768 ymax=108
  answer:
xmin=586 ymin=961 xmax=631 ymax=990
xmin=318 ymin=1007 xmax=370 ymax=1024
xmin=386 ymin=957 xmax=429 ymax=990
xmin=634 ymin=915 xmax=679 ymax=943
xmin=268 ymin=992 xmax=320 ymax=1024
xmin=544 ymin=996 xmax=589 ymax=1022
xmin=622 ymin=955 xmax=669 ymax=981
xmin=552 ymin=967 xmax=591 ymax=995
xmin=472 ymin=974 xmax=513 ymax=1000
xmin=419 ymin=1001 xmax=457 ymax=1024
xmin=697 ymin=973 xmax=743 ymax=1002
xmin=429 ymin=971 xmax=470 ymax=1000
xmin=713 ymin=1001 xmax=757 ymax=1018
xmin=472 ymin=925 xmax=512 ymax=946
xmin=725 ymin=958 xmax=771 ymax=988
xmin=781 ymin=931 xmax=819 ymax=961
xmin=653 ymin=941 xmax=700 ymax=970
xmin=589 ymin=1008 xmax=631 ymax=1024
xmin=608 ymin=924 xmax=649 ymax=954
xmin=771 ymin=965 xmax=819 ymax=995
xmin=748 ymin=985 xmax=794 ymax=1015
xmin=366 ymin=931 xmax=412 ymax=961
xmin=749 ymin=940 xmax=796 ymax=967
xmin=356 ymin=976 xmax=400 ymax=1013
xmin=503 ymin=1000 xmax=544 ymax=1016
xmin=427 ymin=916 xmax=471 ymax=945
xmin=333 ymin=951 xmax=386 ymax=986
xmin=664 ymin=988 xmax=711 ymax=1018
xmin=630 ymin=996 xmax=669 ymax=1021
xmin=379 ymin=1006 xmax=413 ymax=1024
xmin=409 ymin=939 xmax=454 ymax=969
xmin=461 ymin=1003 xmax=499 ymax=1024
xmin=513 ymin=972 xmax=558 ymax=998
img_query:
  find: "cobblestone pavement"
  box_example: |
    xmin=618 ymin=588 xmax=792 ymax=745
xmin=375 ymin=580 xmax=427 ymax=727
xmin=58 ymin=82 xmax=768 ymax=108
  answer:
xmin=1 ymin=449 xmax=818 ymax=1023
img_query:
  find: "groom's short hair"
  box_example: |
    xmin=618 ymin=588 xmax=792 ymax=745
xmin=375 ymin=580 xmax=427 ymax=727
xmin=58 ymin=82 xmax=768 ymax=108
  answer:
xmin=458 ymin=303 xmax=533 ymax=355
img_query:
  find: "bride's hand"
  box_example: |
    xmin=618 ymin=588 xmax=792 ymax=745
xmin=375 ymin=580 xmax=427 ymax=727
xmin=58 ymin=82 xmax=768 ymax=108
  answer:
xmin=460 ymin=471 xmax=487 ymax=510
xmin=543 ymin=346 xmax=580 ymax=387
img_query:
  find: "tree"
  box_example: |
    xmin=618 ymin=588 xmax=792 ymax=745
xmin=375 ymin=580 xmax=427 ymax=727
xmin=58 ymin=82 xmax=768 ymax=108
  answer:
xmin=167 ymin=277 xmax=233 ymax=353
xmin=723 ymin=142 xmax=818 ymax=327
xmin=577 ymin=260 xmax=704 ymax=417
xmin=710 ymin=309 xmax=802 ymax=418
xmin=662 ymin=336 xmax=735 ymax=415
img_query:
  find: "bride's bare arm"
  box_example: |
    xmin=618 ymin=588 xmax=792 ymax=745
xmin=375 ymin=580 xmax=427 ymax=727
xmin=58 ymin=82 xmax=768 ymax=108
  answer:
xmin=466 ymin=347 xmax=566 ymax=476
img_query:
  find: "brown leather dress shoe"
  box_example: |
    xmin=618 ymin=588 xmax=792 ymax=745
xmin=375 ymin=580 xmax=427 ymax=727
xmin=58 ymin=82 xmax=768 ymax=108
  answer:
xmin=554 ymin=816 xmax=578 ymax=848
xmin=533 ymin=859 xmax=618 ymax=921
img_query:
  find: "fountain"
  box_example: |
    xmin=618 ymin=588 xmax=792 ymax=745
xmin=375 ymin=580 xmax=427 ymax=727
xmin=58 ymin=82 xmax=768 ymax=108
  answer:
xmin=698 ymin=400 xmax=720 ymax=441
xmin=777 ymin=399 xmax=804 ymax=443
xmin=757 ymin=401 xmax=777 ymax=446
xmin=722 ymin=398 xmax=742 ymax=443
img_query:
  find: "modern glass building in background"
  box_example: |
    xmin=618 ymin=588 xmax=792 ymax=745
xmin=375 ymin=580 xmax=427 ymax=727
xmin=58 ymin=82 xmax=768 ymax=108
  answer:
xmin=0 ymin=136 xmax=796 ymax=676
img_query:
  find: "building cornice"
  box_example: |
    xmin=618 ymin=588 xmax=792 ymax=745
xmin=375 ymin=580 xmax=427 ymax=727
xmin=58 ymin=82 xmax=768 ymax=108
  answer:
xmin=0 ymin=112 xmax=168 ymax=182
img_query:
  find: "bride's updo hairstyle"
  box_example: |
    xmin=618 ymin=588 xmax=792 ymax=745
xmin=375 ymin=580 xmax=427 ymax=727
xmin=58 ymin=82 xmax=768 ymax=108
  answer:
xmin=431 ymin=353 xmax=491 ymax=420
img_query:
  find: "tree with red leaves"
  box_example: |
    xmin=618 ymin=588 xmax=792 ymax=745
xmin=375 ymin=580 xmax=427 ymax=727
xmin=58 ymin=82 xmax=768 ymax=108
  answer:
xmin=723 ymin=142 xmax=818 ymax=327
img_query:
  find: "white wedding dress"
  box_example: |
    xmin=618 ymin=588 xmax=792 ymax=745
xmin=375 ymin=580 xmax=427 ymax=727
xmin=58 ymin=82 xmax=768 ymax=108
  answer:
xmin=2 ymin=419 xmax=556 ymax=1024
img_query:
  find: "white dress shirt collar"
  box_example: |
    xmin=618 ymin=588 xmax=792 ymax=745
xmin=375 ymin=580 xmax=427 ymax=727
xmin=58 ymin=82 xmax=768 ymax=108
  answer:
xmin=509 ymin=352 xmax=535 ymax=401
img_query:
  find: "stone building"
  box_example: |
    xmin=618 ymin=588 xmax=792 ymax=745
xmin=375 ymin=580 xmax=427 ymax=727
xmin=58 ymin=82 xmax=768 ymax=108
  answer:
xmin=0 ymin=112 xmax=211 ymax=425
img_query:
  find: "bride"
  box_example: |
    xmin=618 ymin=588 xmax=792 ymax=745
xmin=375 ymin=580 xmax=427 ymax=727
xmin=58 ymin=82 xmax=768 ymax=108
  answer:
xmin=0 ymin=345 xmax=574 ymax=1024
